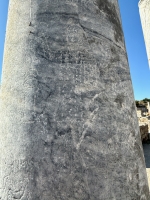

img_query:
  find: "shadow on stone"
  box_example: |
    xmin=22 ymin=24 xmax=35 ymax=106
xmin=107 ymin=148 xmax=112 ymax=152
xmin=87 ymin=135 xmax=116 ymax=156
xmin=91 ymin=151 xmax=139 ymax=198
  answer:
xmin=143 ymin=142 xmax=150 ymax=168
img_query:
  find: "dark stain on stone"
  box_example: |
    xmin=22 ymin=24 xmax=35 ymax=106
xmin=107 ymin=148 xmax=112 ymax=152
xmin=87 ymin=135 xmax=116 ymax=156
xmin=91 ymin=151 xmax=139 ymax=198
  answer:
xmin=115 ymin=93 xmax=125 ymax=108
xmin=131 ymin=129 xmax=135 ymax=137
xmin=94 ymin=95 xmax=109 ymax=106
xmin=89 ymin=104 xmax=98 ymax=112
xmin=110 ymin=56 xmax=120 ymax=63
xmin=96 ymin=0 xmax=123 ymax=42
xmin=57 ymin=127 xmax=71 ymax=136
xmin=111 ymin=46 xmax=117 ymax=54
xmin=84 ymin=128 xmax=93 ymax=138
xmin=88 ymin=38 xmax=96 ymax=44
xmin=131 ymin=102 xmax=136 ymax=112
xmin=29 ymin=31 xmax=34 ymax=35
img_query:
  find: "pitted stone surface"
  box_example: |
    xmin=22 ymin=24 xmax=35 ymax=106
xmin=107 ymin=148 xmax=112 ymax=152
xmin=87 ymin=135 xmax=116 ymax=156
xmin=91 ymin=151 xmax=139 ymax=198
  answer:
xmin=0 ymin=0 xmax=149 ymax=199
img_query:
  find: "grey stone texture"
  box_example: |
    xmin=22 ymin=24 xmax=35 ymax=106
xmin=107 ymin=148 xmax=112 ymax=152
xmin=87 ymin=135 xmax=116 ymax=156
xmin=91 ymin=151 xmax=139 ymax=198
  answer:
xmin=0 ymin=0 xmax=149 ymax=199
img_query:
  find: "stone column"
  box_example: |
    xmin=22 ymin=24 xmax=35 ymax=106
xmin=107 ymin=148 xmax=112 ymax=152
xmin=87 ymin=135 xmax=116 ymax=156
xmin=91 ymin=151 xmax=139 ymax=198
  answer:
xmin=139 ymin=0 xmax=150 ymax=67
xmin=0 ymin=0 xmax=149 ymax=199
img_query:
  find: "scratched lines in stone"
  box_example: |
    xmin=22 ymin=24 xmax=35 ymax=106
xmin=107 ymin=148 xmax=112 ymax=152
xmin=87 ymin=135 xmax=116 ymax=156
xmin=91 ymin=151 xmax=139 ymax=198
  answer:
xmin=28 ymin=29 xmax=91 ymax=63
xmin=49 ymin=0 xmax=78 ymax=6
xmin=58 ymin=63 xmax=100 ymax=86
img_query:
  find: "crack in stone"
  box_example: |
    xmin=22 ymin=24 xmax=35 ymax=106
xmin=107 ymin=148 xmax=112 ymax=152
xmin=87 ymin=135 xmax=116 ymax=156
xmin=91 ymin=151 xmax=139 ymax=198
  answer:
xmin=78 ymin=21 xmax=124 ymax=51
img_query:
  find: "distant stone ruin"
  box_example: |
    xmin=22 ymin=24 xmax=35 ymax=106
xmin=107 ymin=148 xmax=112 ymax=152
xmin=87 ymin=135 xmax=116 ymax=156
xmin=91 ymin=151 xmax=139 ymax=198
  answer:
xmin=136 ymin=101 xmax=150 ymax=141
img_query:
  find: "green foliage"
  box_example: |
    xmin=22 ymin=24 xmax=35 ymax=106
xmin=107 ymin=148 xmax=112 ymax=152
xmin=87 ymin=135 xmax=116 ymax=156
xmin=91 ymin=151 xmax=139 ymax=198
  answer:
xmin=135 ymin=98 xmax=150 ymax=107
xmin=142 ymin=98 xmax=150 ymax=103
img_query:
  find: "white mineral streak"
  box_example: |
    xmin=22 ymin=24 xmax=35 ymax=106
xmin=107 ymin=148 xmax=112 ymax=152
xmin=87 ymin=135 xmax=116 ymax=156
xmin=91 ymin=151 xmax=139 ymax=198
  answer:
xmin=139 ymin=0 xmax=150 ymax=67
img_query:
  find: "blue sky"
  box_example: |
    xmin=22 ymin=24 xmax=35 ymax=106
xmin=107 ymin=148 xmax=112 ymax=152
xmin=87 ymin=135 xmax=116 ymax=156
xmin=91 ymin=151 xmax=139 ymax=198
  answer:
xmin=118 ymin=0 xmax=150 ymax=100
xmin=0 ymin=0 xmax=150 ymax=100
xmin=0 ymin=0 xmax=9 ymax=83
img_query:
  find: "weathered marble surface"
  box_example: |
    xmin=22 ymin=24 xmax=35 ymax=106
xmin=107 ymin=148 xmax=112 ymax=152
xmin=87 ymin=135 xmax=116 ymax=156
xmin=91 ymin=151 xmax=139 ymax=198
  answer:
xmin=0 ymin=0 xmax=149 ymax=199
